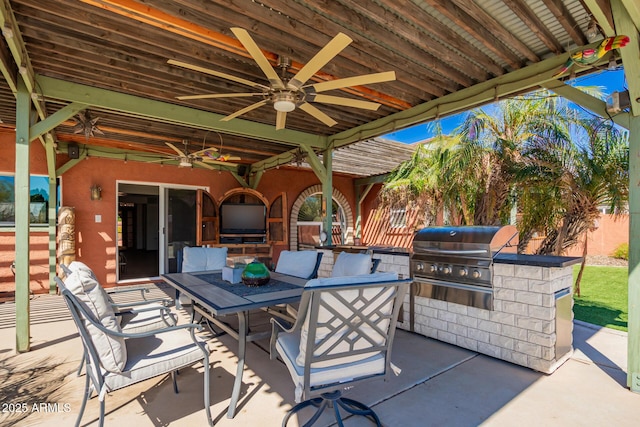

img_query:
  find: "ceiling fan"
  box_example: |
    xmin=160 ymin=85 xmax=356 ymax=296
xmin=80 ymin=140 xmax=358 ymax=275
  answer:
xmin=155 ymin=139 xmax=241 ymax=168
xmin=168 ymin=27 xmax=396 ymax=130
xmin=160 ymin=140 xmax=213 ymax=168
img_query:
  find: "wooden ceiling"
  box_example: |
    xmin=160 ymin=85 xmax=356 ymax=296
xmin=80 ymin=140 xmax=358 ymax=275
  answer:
xmin=0 ymin=0 xmax=638 ymax=177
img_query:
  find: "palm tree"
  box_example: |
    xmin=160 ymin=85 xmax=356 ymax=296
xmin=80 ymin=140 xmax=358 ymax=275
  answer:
xmin=382 ymin=92 xmax=564 ymax=227
xmin=517 ymin=117 xmax=628 ymax=294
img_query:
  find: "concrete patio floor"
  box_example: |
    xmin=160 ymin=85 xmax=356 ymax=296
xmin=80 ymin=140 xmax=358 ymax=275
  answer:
xmin=1 ymin=284 xmax=639 ymax=426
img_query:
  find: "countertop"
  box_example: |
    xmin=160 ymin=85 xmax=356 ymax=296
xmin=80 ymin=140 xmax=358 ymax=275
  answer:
xmin=317 ymin=245 xmax=411 ymax=256
xmin=494 ymin=253 xmax=583 ymax=267
xmin=317 ymin=245 xmax=582 ymax=266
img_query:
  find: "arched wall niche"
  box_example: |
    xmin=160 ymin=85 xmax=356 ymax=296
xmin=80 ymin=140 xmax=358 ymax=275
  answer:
xmin=289 ymin=184 xmax=354 ymax=249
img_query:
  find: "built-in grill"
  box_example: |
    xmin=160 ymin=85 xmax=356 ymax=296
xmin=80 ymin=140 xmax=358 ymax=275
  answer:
xmin=411 ymin=225 xmax=518 ymax=310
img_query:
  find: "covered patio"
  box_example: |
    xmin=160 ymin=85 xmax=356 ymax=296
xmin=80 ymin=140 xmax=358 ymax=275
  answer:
xmin=0 ymin=284 xmax=637 ymax=426
xmin=2 ymin=0 xmax=640 ymax=418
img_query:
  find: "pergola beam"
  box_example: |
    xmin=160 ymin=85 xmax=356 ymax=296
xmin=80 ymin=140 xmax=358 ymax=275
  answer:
xmin=543 ymin=79 xmax=630 ymax=129
xmin=582 ymin=0 xmax=616 ymax=36
xmin=35 ymin=75 xmax=326 ymax=150
xmin=328 ymin=42 xmax=611 ymax=149
xmin=612 ymin=0 xmax=640 ymax=117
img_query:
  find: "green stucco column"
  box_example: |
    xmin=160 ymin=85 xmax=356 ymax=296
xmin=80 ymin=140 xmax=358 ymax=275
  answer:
xmin=15 ymin=79 xmax=31 ymax=352
xmin=628 ymin=114 xmax=640 ymax=392
xmin=322 ymin=146 xmax=333 ymax=245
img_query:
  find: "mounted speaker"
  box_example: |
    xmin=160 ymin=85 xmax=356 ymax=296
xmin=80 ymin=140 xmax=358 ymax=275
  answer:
xmin=237 ymin=165 xmax=247 ymax=176
xmin=68 ymin=144 xmax=79 ymax=159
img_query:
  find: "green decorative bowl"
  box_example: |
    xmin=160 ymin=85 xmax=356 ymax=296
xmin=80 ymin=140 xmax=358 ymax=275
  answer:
xmin=241 ymin=260 xmax=270 ymax=287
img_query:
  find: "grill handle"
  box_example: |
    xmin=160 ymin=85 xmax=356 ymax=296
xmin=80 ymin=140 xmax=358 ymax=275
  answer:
xmin=416 ymin=248 xmax=488 ymax=255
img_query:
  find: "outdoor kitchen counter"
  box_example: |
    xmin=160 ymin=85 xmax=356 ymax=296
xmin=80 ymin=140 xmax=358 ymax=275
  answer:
xmin=408 ymin=252 xmax=580 ymax=375
xmin=495 ymin=253 xmax=582 ymax=268
xmin=317 ymin=245 xmax=411 ymax=256
xmin=315 ymin=245 xmax=411 ymax=279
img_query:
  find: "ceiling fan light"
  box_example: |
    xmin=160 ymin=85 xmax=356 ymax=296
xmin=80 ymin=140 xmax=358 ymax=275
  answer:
xmin=178 ymin=159 xmax=192 ymax=168
xmin=274 ymin=99 xmax=296 ymax=112
xmin=585 ymin=18 xmax=600 ymax=43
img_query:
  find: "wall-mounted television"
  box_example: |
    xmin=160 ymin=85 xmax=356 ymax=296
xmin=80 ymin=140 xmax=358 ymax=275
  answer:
xmin=220 ymin=203 xmax=266 ymax=234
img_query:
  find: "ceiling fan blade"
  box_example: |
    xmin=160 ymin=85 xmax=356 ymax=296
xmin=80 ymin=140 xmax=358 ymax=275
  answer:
xmin=166 ymin=142 xmax=185 ymax=156
xmin=220 ymin=99 xmax=269 ymax=122
xmin=231 ymin=27 xmax=285 ymax=90
xmin=287 ymin=33 xmax=352 ymax=90
xmin=276 ymin=111 xmax=287 ymax=130
xmin=310 ymin=71 xmax=396 ymax=93
xmin=168 ymin=59 xmax=268 ymax=90
xmin=299 ymin=102 xmax=337 ymax=127
xmin=191 ymin=147 xmax=219 ymax=156
xmin=193 ymin=160 xmax=216 ymax=170
xmin=177 ymin=93 xmax=262 ymax=100
xmin=312 ymin=94 xmax=381 ymax=111
xmin=201 ymin=157 xmax=240 ymax=165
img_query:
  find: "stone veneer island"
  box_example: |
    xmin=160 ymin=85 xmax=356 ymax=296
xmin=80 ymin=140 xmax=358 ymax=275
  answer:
xmin=316 ymin=247 xmax=580 ymax=374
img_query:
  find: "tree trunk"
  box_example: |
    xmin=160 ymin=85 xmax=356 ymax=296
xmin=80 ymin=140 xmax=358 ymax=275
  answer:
xmin=574 ymin=232 xmax=588 ymax=297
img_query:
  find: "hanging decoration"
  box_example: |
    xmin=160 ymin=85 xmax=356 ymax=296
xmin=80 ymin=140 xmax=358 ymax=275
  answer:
xmin=553 ymin=35 xmax=629 ymax=78
xmin=73 ymin=110 xmax=104 ymax=140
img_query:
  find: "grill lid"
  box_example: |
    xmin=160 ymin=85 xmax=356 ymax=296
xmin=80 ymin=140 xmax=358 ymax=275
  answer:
xmin=413 ymin=225 xmax=517 ymax=258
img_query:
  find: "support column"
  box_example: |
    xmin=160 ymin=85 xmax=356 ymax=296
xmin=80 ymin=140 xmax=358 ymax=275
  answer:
xmin=45 ymin=137 xmax=57 ymax=294
xmin=15 ymin=78 xmax=30 ymax=352
xmin=322 ymin=146 xmax=333 ymax=245
xmin=628 ymin=114 xmax=640 ymax=391
xmin=355 ymin=183 xmax=374 ymax=243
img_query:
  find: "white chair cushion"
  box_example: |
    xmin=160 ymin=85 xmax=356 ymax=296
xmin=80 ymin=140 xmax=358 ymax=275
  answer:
xmin=118 ymin=304 xmax=174 ymax=334
xmin=182 ymin=246 xmax=228 ymax=272
xmin=297 ymin=272 xmax=398 ymax=368
xmin=104 ymin=329 xmax=207 ymax=392
xmin=182 ymin=247 xmax=208 ymax=272
xmin=204 ymin=247 xmax=228 ymax=270
xmin=277 ymin=330 xmax=385 ymax=403
xmin=331 ymin=252 xmax=372 ymax=277
xmin=275 ymin=250 xmax=318 ymax=279
xmin=65 ymin=261 xmax=127 ymax=372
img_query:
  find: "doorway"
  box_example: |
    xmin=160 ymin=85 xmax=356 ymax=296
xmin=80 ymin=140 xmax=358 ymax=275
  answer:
xmin=117 ymin=183 xmax=160 ymax=280
xmin=117 ymin=182 xmax=203 ymax=281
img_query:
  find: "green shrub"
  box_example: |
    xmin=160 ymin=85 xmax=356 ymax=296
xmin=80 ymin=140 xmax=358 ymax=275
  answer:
xmin=611 ymin=243 xmax=629 ymax=260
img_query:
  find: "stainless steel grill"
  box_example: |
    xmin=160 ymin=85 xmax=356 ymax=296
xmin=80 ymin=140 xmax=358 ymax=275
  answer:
xmin=411 ymin=225 xmax=518 ymax=310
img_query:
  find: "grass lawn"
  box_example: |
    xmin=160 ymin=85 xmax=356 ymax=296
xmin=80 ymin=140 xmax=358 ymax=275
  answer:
xmin=572 ymin=265 xmax=628 ymax=332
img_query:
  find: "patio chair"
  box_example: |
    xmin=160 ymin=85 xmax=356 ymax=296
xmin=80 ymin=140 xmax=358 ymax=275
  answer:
xmin=275 ymin=250 xmax=323 ymax=279
xmin=264 ymin=250 xmax=324 ymax=322
xmin=176 ymin=246 xmax=228 ymax=308
xmin=56 ymin=267 xmax=213 ymax=427
xmin=270 ymin=272 xmax=411 ymax=426
xmin=60 ymin=262 xmax=177 ymax=376
xmin=331 ymin=251 xmax=381 ymax=277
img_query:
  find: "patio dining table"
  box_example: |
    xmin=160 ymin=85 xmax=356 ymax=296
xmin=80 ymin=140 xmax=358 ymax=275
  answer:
xmin=161 ymin=270 xmax=307 ymax=418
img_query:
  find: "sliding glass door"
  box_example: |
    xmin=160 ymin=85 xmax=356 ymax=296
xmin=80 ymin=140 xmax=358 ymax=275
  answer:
xmin=165 ymin=188 xmax=197 ymax=273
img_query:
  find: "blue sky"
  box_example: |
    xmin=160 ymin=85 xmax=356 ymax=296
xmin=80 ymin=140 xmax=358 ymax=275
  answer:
xmin=384 ymin=68 xmax=628 ymax=144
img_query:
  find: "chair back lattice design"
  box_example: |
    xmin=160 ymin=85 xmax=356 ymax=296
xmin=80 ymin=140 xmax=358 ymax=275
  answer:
xmin=300 ymin=279 xmax=410 ymax=398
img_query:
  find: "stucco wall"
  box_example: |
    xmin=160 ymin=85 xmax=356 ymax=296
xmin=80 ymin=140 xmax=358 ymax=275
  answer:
xmin=361 ymin=181 xmax=629 ymax=258
xmin=0 ymin=131 xmax=357 ymax=294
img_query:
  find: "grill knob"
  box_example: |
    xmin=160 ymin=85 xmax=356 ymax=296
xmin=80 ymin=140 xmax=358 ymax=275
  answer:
xmin=443 ymin=266 xmax=451 ymax=275
xmin=459 ymin=268 xmax=468 ymax=277
xmin=472 ymin=270 xmax=481 ymax=279
xmin=416 ymin=263 xmax=424 ymax=272
xmin=429 ymin=265 xmax=437 ymax=273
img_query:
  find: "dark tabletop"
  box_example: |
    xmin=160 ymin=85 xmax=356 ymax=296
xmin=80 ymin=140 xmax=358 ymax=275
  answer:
xmin=162 ymin=271 xmax=307 ymax=316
